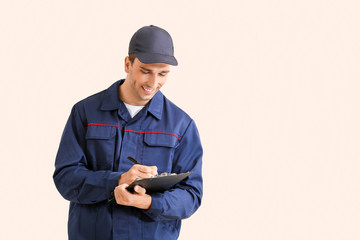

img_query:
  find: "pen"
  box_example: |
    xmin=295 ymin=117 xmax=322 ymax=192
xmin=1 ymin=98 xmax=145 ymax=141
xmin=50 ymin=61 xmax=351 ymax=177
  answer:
xmin=127 ymin=156 xmax=139 ymax=164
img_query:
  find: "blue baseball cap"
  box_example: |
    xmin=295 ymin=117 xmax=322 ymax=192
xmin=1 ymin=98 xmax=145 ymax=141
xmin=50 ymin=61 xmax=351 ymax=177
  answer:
xmin=128 ymin=25 xmax=178 ymax=66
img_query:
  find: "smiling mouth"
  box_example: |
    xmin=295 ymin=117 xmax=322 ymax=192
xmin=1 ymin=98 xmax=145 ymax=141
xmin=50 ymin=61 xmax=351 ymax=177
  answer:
xmin=142 ymin=86 xmax=155 ymax=94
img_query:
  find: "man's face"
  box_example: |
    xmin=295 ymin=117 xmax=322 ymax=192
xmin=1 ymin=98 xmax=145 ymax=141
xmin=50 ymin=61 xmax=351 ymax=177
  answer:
xmin=123 ymin=57 xmax=170 ymax=106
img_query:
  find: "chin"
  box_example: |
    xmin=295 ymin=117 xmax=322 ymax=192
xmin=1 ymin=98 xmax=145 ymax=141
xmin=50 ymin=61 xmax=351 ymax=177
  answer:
xmin=141 ymin=92 xmax=157 ymax=99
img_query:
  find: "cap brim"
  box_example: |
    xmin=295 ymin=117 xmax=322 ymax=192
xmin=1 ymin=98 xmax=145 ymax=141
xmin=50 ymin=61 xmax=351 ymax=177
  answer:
xmin=135 ymin=52 xmax=178 ymax=66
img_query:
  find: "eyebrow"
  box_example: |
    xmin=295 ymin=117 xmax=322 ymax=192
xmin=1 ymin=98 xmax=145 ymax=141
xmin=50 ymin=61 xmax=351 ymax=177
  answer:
xmin=140 ymin=66 xmax=170 ymax=73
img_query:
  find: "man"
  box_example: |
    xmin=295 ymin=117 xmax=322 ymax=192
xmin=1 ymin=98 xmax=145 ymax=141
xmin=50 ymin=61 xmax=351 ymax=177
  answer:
xmin=53 ymin=25 xmax=203 ymax=240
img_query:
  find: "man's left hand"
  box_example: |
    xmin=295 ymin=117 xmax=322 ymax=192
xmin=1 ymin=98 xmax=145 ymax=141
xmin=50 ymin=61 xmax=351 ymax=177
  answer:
xmin=114 ymin=184 xmax=152 ymax=210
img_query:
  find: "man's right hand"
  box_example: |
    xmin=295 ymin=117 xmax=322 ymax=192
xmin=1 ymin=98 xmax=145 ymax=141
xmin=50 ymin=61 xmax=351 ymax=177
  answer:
xmin=118 ymin=164 xmax=158 ymax=185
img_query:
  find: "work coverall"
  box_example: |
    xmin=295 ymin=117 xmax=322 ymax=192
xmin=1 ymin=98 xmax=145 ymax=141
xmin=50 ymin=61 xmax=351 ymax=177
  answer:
xmin=53 ymin=80 xmax=203 ymax=240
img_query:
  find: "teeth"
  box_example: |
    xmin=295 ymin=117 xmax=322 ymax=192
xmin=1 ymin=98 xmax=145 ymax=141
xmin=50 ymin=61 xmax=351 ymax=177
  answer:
xmin=143 ymin=86 xmax=153 ymax=92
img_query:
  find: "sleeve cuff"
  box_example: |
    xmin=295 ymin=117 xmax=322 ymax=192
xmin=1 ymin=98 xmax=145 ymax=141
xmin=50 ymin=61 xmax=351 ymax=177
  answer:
xmin=142 ymin=192 xmax=164 ymax=219
xmin=106 ymin=171 xmax=122 ymax=198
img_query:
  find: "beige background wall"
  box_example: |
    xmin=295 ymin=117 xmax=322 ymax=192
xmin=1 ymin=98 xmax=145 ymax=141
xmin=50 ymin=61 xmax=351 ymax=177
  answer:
xmin=1 ymin=1 xmax=359 ymax=239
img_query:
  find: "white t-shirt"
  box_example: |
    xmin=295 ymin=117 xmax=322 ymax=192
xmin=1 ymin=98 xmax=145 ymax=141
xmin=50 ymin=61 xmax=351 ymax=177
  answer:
xmin=124 ymin=103 xmax=145 ymax=118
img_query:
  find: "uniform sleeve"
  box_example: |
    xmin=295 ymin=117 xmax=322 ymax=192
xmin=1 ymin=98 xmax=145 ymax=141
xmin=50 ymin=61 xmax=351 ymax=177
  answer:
xmin=142 ymin=120 xmax=203 ymax=221
xmin=53 ymin=105 xmax=122 ymax=204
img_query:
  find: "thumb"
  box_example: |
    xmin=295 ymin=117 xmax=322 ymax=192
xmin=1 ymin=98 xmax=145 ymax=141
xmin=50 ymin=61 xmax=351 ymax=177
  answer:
xmin=134 ymin=185 xmax=146 ymax=195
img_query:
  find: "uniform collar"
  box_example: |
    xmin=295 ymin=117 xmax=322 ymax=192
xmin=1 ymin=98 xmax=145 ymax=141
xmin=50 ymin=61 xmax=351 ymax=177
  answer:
xmin=100 ymin=79 xmax=163 ymax=120
xmin=147 ymin=90 xmax=163 ymax=120
xmin=99 ymin=80 xmax=123 ymax=111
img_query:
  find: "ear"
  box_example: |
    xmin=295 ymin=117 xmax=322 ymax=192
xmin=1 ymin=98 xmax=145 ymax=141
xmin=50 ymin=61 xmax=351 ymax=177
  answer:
xmin=124 ymin=56 xmax=131 ymax=73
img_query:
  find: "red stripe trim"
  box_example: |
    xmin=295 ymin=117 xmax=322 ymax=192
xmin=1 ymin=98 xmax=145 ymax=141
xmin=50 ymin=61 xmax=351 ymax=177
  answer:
xmin=87 ymin=123 xmax=181 ymax=140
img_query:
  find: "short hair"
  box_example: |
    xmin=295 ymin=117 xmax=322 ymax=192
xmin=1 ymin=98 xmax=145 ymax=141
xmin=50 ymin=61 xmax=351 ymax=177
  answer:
xmin=129 ymin=53 xmax=136 ymax=64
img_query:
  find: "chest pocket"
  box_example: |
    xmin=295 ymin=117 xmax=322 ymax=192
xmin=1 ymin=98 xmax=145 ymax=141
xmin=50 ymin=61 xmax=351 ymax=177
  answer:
xmin=142 ymin=132 xmax=180 ymax=173
xmin=85 ymin=125 xmax=117 ymax=170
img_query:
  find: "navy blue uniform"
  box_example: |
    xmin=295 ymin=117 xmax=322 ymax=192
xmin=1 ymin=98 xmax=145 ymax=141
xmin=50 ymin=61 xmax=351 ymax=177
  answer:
xmin=54 ymin=80 xmax=203 ymax=239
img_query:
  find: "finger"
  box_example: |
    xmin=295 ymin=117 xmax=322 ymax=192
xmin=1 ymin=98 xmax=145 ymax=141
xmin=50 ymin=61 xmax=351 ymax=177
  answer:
xmin=134 ymin=165 xmax=157 ymax=174
xmin=134 ymin=185 xmax=146 ymax=195
xmin=151 ymin=166 xmax=158 ymax=176
xmin=114 ymin=184 xmax=127 ymax=196
xmin=118 ymin=183 xmax=129 ymax=190
xmin=138 ymin=165 xmax=157 ymax=176
xmin=135 ymin=172 xmax=155 ymax=179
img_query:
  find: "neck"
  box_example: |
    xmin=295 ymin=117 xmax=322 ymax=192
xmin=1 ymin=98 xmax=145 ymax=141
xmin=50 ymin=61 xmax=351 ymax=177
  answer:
xmin=118 ymin=79 xmax=149 ymax=106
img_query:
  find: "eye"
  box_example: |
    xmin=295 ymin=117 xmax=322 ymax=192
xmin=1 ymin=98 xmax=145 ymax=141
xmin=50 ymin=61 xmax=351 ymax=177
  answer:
xmin=159 ymin=72 xmax=168 ymax=77
xmin=141 ymin=70 xmax=150 ymax=74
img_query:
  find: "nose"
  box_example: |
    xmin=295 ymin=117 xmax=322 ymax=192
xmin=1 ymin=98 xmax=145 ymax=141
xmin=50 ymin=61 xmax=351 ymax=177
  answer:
xmin=147 ymin=74 xmax=158 ymax=88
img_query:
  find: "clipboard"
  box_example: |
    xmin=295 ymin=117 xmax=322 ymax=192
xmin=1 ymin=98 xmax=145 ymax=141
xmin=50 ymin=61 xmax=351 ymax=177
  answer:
xmin=126 ymin=172 xmax=192 ymax=193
